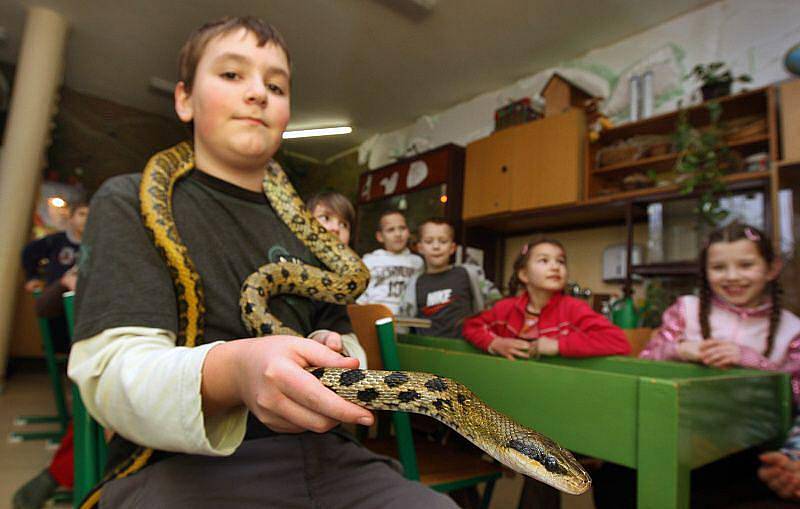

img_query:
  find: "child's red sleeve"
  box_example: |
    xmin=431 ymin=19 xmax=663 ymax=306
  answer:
xmin=557 ymin=300 xmax=631 ymax=357
xmin=462 ymin=306 xmax=499 ymax=351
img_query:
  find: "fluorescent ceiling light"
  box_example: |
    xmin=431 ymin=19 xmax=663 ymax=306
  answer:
xmin=283 ymin=126 xmax=352 ymax=139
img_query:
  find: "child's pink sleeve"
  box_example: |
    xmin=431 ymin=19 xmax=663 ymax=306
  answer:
xmin=738 ymin=334 xmax=800 ymax=404
xmin=638 ymin=300 xmax=686 ymax=360
xmin=557 ymin=300 xmax=630 ymax=357
xmin=462 ymin=307 xmax=499 ymax=351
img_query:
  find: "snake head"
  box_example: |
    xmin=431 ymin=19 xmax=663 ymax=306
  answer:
xmin=505 ymin=431 xmax=591 ymax=495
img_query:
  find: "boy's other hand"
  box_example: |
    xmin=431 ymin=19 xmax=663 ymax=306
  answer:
xmin=758 ymin=451 xmax=800 ymax=500
xmin=488 ymin=337 xmax=530 ymax=360
xmin=308 ymin=330 xmax=343 ymax=353
xmin=205 ymin=336 xmax=374 ymax=434
xmin=24 ymin=279 xmax=45 ymax=293
xmin=698 ymin=339 xmax=742 ymax=368
xmin=60 ymin=268 xmax=78 ymax=292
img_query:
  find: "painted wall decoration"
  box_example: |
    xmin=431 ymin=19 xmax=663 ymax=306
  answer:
xmin=358 ymin=147 xmax=450 ymax=203
xmin=358 ymin=0 xmax=800 ymax=170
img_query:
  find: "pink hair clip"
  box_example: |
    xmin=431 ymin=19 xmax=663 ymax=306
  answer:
xmin=521 ymin=244 xmax=530 ymax=256
xmin=744 ymin=227 xmax=760 ymax=242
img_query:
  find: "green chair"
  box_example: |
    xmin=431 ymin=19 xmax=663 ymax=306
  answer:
xmin=63 ymin=291 xmax=108 ymax=508
xmin=347 ymin=304 xmax=501 ymax=508
xmin=10 ymin=289 xmax=70 ymax=444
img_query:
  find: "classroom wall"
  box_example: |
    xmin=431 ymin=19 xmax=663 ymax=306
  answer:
xmin=358 ymin=0 xmax=800 ymax=169
xmin=504 ymin=224 xmax=649 ymax=299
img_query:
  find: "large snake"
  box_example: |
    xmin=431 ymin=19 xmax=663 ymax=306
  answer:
xmin=80 ymin=142 xmax=589 ymax=508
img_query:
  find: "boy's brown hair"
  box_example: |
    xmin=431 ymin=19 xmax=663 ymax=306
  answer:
xmin=178 ymin=16 xmax=291 ymax=94
xmin=306 ymin=192 xmax=356 ymax=231
xmin=418 ymin=217 xmax=455 ymax=241
xmin=376 ymin=209 xmax=406 ymax=232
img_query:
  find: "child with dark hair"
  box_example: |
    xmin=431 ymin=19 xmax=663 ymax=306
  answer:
xmin=306 ymin=191 xmax=366 ymax=367
xmin=595 ymin=222 xmax=800 ymax=509
xmin=639 ymin=222 xmax=800 ymax=394
xmin=405 ymin=217 xmax=501 ymax=338
xmin=463 ymin=238 xmax=629 ymax=360
xmin=307 ymin=191 xmax=356 ymax=246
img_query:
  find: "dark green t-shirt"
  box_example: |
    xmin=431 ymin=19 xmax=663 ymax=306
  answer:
xmin=74 ymin=169 xmax=353 ymax=455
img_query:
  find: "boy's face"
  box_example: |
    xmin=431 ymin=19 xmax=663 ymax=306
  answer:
xmin=312 ymin=204 xmax=351 ymax=245
xmin=175 ymin=29 xmax=291 ymax=171
xmin=68 ymin=205 xmax=89 ymax=237
xmin=417 ymin=223 xmax=455 ymax=272
xmin=376 ymin=213 xmax=409 ymax=254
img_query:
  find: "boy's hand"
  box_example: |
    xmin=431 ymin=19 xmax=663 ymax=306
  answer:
xmin=758 ymin=452 xmax=800 ymax=500
xmin=699 ymin=339 xmax=742 ymax=368
xmin=488 ymin=337 xmax=530 ymax=360
xmin=60 ymin=268 xmax=78 ymax=292
xmin=308 ymin=330 xmax=343 ymax=353
xmin=203 ymin=336 xmax=374 ymax=434
xmin=676 ymin=341 xmax=702 ymax=362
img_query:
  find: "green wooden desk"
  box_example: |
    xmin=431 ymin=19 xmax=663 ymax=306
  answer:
xmin=397 ymin=334 xmax=793 ymax=509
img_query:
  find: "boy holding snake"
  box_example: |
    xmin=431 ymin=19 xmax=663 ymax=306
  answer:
xmin=67 ymin=16 xmax=456 ymax=508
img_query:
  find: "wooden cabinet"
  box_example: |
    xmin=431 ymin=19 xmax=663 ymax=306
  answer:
xmin=463 ymin=108 xmax=585 ymax=220
xmin=462 ymin=127 xmax=514 ymax=218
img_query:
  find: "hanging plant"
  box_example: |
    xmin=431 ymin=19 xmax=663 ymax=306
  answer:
xmin=673 ymin=101 xmax=732 ymax=226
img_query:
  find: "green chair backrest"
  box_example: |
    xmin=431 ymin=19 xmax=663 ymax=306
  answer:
xmin=63 ymin=291 xmax=107 ymax=508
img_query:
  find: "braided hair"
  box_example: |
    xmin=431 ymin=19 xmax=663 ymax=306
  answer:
xmin=698 ymin=222 xmax=782 ymax=357
xmin=508 ymin=238 xmax=566 ymax=296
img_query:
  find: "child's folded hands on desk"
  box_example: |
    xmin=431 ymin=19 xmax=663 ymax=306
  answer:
xmin=758 ymin=451 xmax=800 ymax=500
xmin=487 ymin=336 xmax=560 ymax=360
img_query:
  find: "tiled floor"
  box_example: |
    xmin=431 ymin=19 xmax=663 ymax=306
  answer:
xmin=0 ymin=369 xmax=594 ymax=509
xmin=1 ymin=370 xmax=70 ymax=509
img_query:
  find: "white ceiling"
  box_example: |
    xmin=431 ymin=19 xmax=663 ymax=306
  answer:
xmin=0 ymin=0 xmax=714 ymax=161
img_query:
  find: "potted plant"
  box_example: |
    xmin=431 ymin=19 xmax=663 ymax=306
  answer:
xmin=673 ymin=101 xmax=733 ymax=226
xmin=686 ymin=62 xmax=752 ymax=101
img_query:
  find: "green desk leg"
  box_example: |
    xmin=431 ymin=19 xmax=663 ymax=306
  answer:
xmin=376 ymin=318 xmax=421 ymax=481
xmin=637 ymin=377 xmax=690 ymax=509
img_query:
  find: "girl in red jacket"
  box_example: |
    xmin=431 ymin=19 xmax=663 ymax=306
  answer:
xmin=462 ymin=238 xmax=630 ymax=360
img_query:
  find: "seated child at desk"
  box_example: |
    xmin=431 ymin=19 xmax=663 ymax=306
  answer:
xmin=306 ymin=191 xmax=367 ymax=368
xmin=594 ymin=222 xmax=800 ymax=509
xmin=404 ymin=217 xmax=501 ymax=338
xmin=639 ymin=222 xmax=800 ymax=400
xmin=357 ymin=209 xmax=424 ymax=318
xmin=463 ymin=238 xmax=629 ymax=360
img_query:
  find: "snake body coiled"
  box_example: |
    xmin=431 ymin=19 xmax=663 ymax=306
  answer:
xmin=78 ymin=142 xmax=589 ymax=508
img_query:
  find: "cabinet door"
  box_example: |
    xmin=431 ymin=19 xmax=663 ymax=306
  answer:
xmin=511 ymin=109 xmax=585 ymax=211
xmin=463 ymin=128 xmax=514 ymax=219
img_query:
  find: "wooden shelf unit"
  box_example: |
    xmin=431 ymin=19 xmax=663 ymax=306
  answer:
xmin=461 ymin=87 xmax=781 ymax=289
xmin=585 ymin=87 xmax=778 ymax=199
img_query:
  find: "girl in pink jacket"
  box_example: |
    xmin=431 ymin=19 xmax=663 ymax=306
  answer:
xmin=640 ymin=222 xmax=800 ymax=400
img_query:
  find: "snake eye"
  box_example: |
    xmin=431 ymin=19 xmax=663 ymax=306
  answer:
xmin=543 ymin=456 xmax=559 ymax=473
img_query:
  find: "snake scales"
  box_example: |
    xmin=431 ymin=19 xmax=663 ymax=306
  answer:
xmin=80 ymin=141 xmax=589 ymax=507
